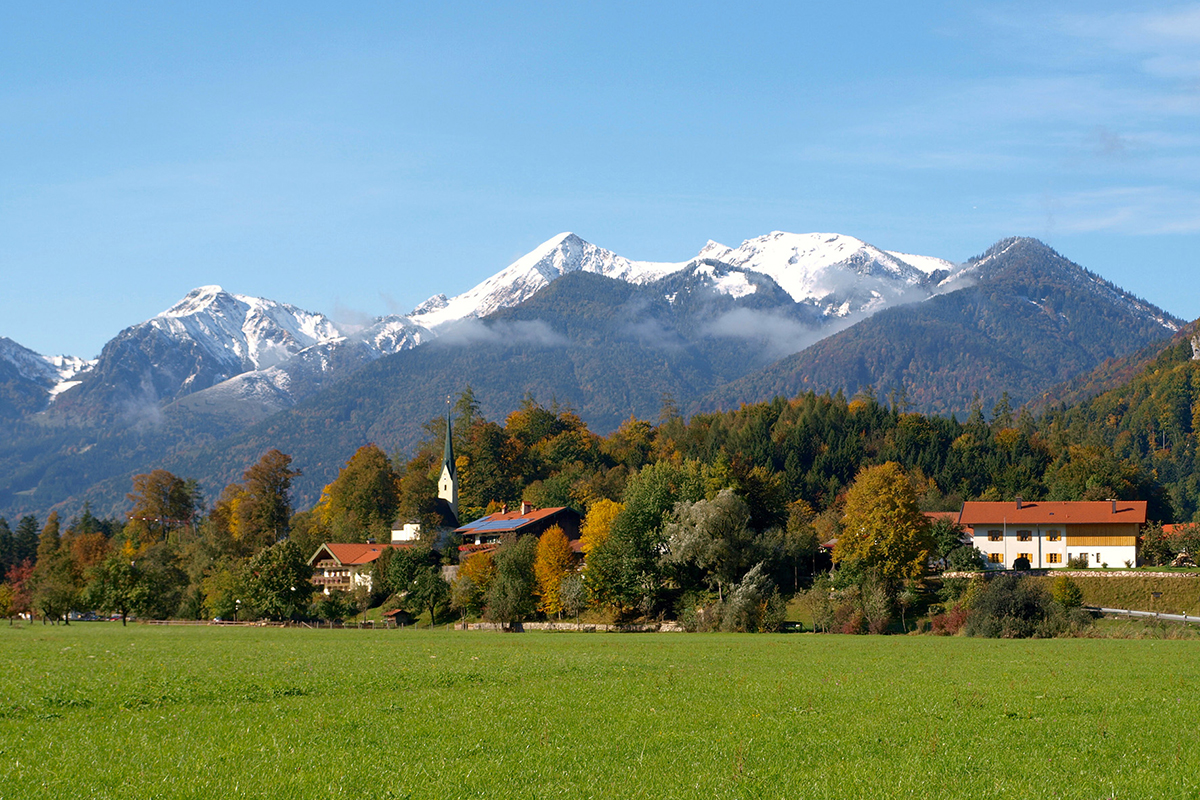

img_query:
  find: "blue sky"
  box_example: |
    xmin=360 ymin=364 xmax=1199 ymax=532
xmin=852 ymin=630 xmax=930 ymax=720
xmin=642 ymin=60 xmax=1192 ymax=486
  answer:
xmin=4 ymin=1 xmax=1200 ymax=356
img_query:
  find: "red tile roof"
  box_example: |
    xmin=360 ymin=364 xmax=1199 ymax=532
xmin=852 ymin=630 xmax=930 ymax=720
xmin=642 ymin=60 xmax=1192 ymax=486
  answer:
xmin=308 ymin=543 xmax=411 ymax=566
xmin=959 ymin=501 xmax=1147 ymax=527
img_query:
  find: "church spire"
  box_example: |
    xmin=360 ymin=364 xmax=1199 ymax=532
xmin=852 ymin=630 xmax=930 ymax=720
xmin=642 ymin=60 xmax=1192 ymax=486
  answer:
xmin=438 ymin=398 xmax=459 ymax=525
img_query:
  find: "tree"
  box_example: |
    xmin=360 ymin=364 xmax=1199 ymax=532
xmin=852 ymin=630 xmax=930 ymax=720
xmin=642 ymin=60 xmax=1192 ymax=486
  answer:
xmin=661 ymin=489 xmax=762 ymax=601
xmin=783 ymin=500 xmax=820 ymax=591
xmin=578 ymin=499 xmax=623 ymax=555
xmin=534 ymin=525 xmax=574 ymax=617
xmin=13 ymin=515 xmax=39 ymax=567
xmin=242 ymin=450 xmax=301 ymax=545
xmin=0 ymin=583 xmax=13 ymax=623
xmin=1051 ymin=574 xmax=1084 ymax=609
xmin=31 ymin=513 xmax=76 ymax=624
xmin=83 ymin=554 xmax=141 ymax=625
xmin=451 ymin=551 xmax=495 ymax=619
xmin=410 ymin=566 xmax=450 ymax=625
xmin=126 ymin=469 xmax=195 ymax=539
xmin=834 ymin=462 xmax=933 ymax=582
xmin=0 ymin=517 xmax=12 ymax=579
xmin=4 ymin=561 xmax=33 ymax=624
xmin=484 ymin=536 xmax=537 ymax=625
xmin=317 ymin=444 xmax=400 ymax=542
xmin=929 ymin=515 xmax=968 ymax=569
xmin=245 ymin=540 xmax=312 ymax=620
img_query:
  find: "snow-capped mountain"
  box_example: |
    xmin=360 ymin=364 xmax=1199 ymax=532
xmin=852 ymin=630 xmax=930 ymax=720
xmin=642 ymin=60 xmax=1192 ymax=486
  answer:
xmin=0 ymin=336 xmax=94 ymax=419
xmin=408 ymin=230 xmax=957 ymax=331
xmin=408 ymin=232 xmax=686 ymax=328
xmin=697 ymin=232 xmax=955 ymax=318
xmin=21 ymin=230 xmax=960 ymax=425
xmin=152 ymin=285 xmax=343 ymax=374
xmin=47 ymin=287 xmax=345 ymax=422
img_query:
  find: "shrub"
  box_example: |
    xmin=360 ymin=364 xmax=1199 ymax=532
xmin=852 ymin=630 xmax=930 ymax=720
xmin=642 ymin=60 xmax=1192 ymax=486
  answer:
xmin=929 ymin=605 xmax=971 ymax=635
xmin=946 ymin=546 xmax=987 ymax=572
xmin=965 ymin=574 xmax=1094 ymax=638
xmin=1011 ymin=556 xmax=1031 ymax=571
xmin=1067 ymin=555 xmax=1090 ymax=569
xmin=1051 ymin=575 xmax=1084 ymax=609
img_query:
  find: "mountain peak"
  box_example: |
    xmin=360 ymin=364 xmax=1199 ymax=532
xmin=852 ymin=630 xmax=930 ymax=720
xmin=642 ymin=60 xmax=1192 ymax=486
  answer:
xmin=161 ymin=285 xmax=233 ymax=318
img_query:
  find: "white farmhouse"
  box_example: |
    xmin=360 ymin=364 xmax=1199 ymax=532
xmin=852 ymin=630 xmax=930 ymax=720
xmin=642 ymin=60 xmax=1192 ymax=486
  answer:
xmin=960 ymin=499 xmax=1146 ymax=569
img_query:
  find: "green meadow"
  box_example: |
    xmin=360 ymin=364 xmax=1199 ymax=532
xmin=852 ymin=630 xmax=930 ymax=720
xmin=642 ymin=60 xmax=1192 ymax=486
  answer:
xmin=2 ymin=624 xmax=1198 ymax=799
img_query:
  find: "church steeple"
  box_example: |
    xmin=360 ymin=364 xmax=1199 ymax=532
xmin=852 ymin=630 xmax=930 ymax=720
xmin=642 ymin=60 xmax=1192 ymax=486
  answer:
xmin=438 ymin=401 xmax=459 ymax=525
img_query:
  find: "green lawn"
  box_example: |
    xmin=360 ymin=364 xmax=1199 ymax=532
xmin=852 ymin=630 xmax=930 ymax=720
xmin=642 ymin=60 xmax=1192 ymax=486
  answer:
xmin=2 ymin=624 xmax=1198 ymax=799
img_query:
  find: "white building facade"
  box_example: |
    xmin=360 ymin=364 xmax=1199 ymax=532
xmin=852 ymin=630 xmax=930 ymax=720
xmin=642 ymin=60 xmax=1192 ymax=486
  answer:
xmin=961 ymin=499 xmax=1146 ymax=570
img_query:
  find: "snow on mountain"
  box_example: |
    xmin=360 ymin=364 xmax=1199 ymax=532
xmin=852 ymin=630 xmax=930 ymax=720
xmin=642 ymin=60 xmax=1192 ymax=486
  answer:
xmin=408 ymin=232 xmax=688 ymax=329
xmin=408 ymin=230 xmax=958 ymax=332
xmin=0 ymin=337 xmax=94 ymax=400
xmin=153 ymin=285 xmax=344 ymax=372
xmin=697 ymin=232 xmax=950 ymax=317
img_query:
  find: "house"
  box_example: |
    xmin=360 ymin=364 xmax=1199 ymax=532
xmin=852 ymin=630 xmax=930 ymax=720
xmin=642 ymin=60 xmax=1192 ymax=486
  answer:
xmin=308 ymin=542 xmax=412 ymax=595
xmin=959 ymin=499 xmax=1147 ymax=569
xmin=456 ymin=502 xmax=582 ymax=555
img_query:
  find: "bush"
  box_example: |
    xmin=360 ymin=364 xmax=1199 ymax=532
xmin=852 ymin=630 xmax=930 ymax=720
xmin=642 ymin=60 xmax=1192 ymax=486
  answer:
xmin=1051 ymin=575 xmax=1084 ymax=609
xmin=1067 ymin=555 xmax=1090 ymax=569
xmin=965 ymin=574 xmax=1093 ymax=638
xmin=946 ymin=546 xmax=987 ymax=572
xmin=1011 ymin=556 xmax=1031 ymax=571
xmin=929 ymin=605 xmax=971 ymax=635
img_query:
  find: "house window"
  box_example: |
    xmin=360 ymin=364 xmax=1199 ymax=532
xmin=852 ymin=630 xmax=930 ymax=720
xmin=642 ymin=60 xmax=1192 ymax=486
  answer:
xmin=988 ymin=531 xmax=1003 ymax=542
xmin=1017 ymin=552 xmax=1033 ymax=562
xmin=1017 ymin=531 xmax=1032 ymax=542
xmin=1047 ymin=553 xmax=1061 ymax=564
xmin=1047 ymin=531 xmax=1061 ymax=542
xmin=988 ymin=552 xmax=1004 ymax=564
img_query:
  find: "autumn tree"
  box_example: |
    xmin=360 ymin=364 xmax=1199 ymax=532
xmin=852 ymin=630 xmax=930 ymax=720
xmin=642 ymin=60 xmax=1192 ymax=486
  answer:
xmin=451 ymin=550 xmax=496 ymax=619
xmin=834 ymin=462 xmax=933 ymax=582
xmin=317 ymin=444 xmax=400 ymax=542
xmin=127 ymin=469 xmax=196 ymax=540
xmin=243 ymin=450 xmax=301 ymax=544
xmin=579 ymin=499 xmax=623 ymax=555
xmin=83 ymin=554 xmax=142 ymax=625
xmin=534 ymin=525 xmax=574 ymax=617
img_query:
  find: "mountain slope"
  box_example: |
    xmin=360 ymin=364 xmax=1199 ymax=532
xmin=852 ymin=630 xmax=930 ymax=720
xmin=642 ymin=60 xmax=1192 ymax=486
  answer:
xmin=0 ymin=337 xmax=91 ymax=421
xmin=706 ymin=238 xmax=1182 ymax=416
xmin=46 ymin=286 xmax=343 ymax=424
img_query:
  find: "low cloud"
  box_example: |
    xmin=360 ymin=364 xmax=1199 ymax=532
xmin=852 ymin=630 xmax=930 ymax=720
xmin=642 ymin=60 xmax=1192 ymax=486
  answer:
xmin=703 ymin=308 xmax=846 ymax=362
xmin=435 ymin=318 xmax=568 ymax=348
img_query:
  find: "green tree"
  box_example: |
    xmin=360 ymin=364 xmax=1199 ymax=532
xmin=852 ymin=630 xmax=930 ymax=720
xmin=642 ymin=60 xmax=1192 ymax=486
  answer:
xmin=834 ymin=462 xmax=933 ymax=582
xmin=661 ymin=488 xmax=762 ymax=601
xmin=245 ymin=540 xmax=312 ymax=620
xmin=410 ymin=566 xmax=450 ymax=625
xmin=83 ymin=554 xmax=141 ymax=625
xmin=484 ymin=536 xmax=537 ymax=625
xmin=31 ymin=513 xmax=76 ymax=624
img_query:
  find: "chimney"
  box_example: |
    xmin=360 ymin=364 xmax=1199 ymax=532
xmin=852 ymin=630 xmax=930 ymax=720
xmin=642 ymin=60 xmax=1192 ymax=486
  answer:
xmin=1015 ymin=496 xmax=1022 ymax=510
xmin=500 ymin=504 xmax=507 ymax=514
xmin=521 ymin=501 xmax=533 ymax=515
xmin=366 ymin=538 xmax=376 ymax=544
xmin=1111 ymin=499 xmax=1117 ymax=514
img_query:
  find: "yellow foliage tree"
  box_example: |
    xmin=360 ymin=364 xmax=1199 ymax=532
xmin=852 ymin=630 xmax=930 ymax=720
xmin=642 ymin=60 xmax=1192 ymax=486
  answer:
xmin=533 ymin=525 xmax=574 ymax=617
xmin=579 ymin=499 xmax=623 ymax=555
xmin=834 ymin=461 xmax=932 ymax=581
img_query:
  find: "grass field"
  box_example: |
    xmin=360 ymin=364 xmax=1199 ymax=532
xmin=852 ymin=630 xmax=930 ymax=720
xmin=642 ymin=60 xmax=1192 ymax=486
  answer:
xmin=3 ymin=624 xmax=1199 ymax=799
